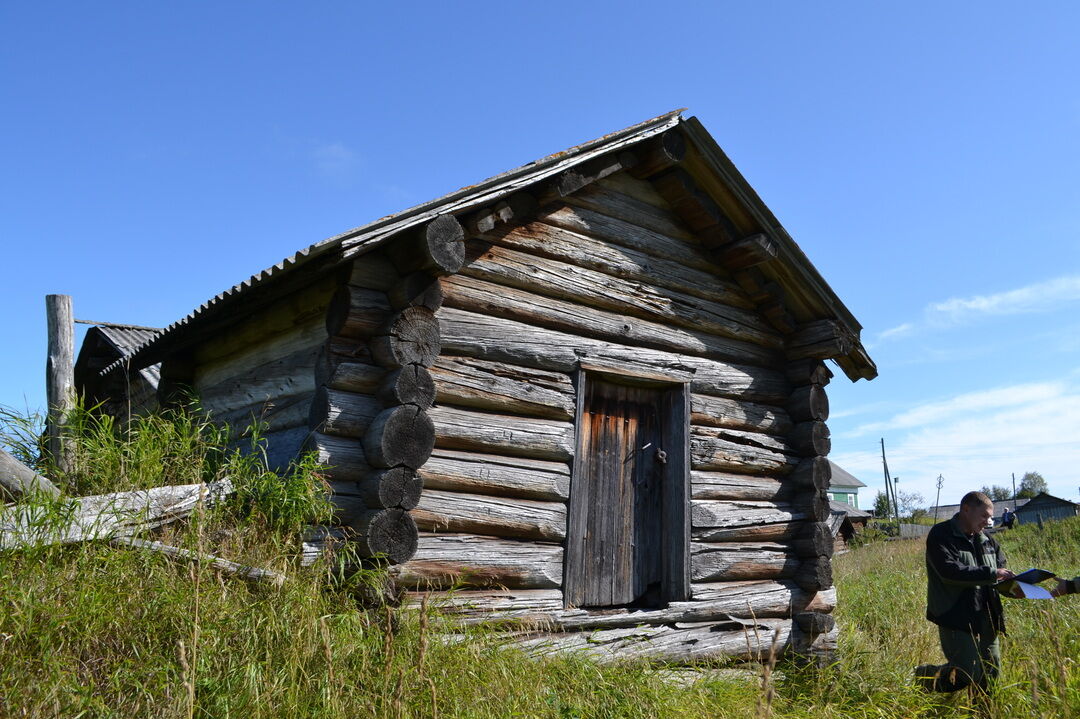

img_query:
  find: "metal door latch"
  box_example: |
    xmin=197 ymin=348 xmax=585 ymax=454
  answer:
xmin=655 ymin=448 xmax=667 ymax=464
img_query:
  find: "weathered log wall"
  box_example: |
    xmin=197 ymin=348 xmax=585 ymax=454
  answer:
xmin=306 ymin=217 xmax=464 ymax=564
xmin=181 ymin=276 xmax=338 ymax=468
xmin=307 ymin=148 xmax=840 ymax=662
xmin=390 ymin=169 xmax=837 ymax=662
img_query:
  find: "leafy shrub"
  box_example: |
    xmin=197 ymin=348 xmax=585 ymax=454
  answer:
xmin=849 ymin=525 xmax=889 ymax=548
xmin=223 ymin=422 xmax=333 ymax=534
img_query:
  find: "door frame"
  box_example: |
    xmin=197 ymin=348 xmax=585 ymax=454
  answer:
xmin=563 ymin=363 xmax=690 ymax=608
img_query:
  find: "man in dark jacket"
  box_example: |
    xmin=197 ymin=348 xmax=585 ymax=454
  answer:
xmin=916 ymin=491 xmax=1015 ymax=692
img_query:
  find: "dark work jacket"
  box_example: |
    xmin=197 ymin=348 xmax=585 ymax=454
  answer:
xmin=925 ymin=514 xmax=1007 ymax=635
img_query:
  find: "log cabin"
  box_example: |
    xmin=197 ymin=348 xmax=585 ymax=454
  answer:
xmin=76 ymin=110 xmax=876 ymax=663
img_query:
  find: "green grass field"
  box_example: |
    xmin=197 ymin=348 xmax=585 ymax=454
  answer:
xmin=2 ymin=408 xmax=1078 ymax=717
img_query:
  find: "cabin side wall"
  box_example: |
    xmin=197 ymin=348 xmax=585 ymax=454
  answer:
xmin=178 ymin=275 xmax=338 ymax=469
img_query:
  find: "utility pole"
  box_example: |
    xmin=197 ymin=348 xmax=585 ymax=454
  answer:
xmin=1012 ymin=472 xmax=1017 ymax=510
xmin=934 ymin=474 xmax=944 ymax=522
xmin=880 ymin=438 xmax=896 ymax=524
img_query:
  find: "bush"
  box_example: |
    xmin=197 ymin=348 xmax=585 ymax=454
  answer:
xmin=849 ymin=525 xmax=889 ymax=548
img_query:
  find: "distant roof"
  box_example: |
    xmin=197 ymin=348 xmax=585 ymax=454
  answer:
xmin=75 ymin=324 xmax=162 ymax=389
xmin=1015 ymin=492 xmax=1079 ymax=513
xmin=96 ymin=324 xmax=159 ymax=356
xmin=828 ymin=461 xmax=866 ymax=489
xmin=929 ymin=498 xmax=1029 ymax=517
xmin=94 ymin=110 xmax=876 ymax=384
xmin=830 ymin=499 xmax=871 ymax=518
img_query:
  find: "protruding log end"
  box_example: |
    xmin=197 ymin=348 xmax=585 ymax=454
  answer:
xmin=711 ymin=233 xmax=778 ymax=271
xmin=786 ymin=359 xmax=834 ymax=387
xmin=794 ymin=522 xmax=835 ymax=559
xmin=470 ymin=192 xmax=540 ymax=233
xmin=629 ymin=128 xmax=687 ymax=179
xmin=0 ymin=447 xmax=62 ymax=501
xmin=370 ymin=306 xmax=441 ymax=368
xmin=388 ymin=215 xmax=466 ymax=276
xmin=556 ymin=151 xmax=638 ymax=197
xmin=795 ymin=611 xmax=835 ymax=636
xmin=325 ymin=285 xmax=392 ymax=339
xmin=350 ymin=508 xmax=419 ymax=564
xmin=360 ymin=466 xmax=424 ymax=510
xmin=787 ymin=320 xmax=855 ymax=361
xmin=652 ymin=167 xmax=740 ymax=245
xmin=795 ymin=557 xmax=833 ymax=593
xmin=790 ymin=421 xmax=831 ymax=457
xmin=388 ymin=272 xmax=445 ymax=311
xmin=790 ymin=456 xmax=831 ymax=492
xmin=376 ymin=365 xmax=436 ymax=409
xmin=363 ymin=405 xmax=436 ymax=469
xmin=786 ymin=384 xmax=830 ymax=422
xmin=796 ymin=490 xmax=832 ymax=523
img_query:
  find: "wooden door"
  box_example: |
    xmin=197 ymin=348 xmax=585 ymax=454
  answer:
xmin=565 ymin=372 xmax=689 ymax=608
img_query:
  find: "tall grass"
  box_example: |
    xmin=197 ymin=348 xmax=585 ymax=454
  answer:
xmin=2 ymin=405 xmax=1079 ymax=717
xmin=825 ymin=520 xmax=1080 ymax=717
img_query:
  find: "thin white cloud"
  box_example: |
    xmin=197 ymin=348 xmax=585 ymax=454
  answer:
xmin=928 ymin=275 xmax=1080 ymax=326
xmin=867 ymin=322 xmax=914 ymax=348
xmin=844 ymin=381 xmax=1065 ymax=437
xmin=828 ymin=400 xmax=894 ymax=421
xmin=869 ymin=274 xmax=1080 ymax=348
xmin=832 ymin=378 xmax=1080 ymax=506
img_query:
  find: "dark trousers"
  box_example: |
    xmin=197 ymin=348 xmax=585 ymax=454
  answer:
xmin=930 ymin=614 xmax=1001 ymax=692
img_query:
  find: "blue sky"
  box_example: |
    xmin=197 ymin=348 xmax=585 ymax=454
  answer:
xmin=3 ymin=3 xmax=1078 ymax=506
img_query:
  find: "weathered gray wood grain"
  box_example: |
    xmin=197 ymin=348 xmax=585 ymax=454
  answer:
xmin=691 ymin=394 xmax=791 ymax=435
xmin=428 ymin=405 xmax=574 ymax=461
xmin=393 ymin=533 xmax=563 ymax=590
xmin=482 ymin=219 xmax=753 ymax=309
xmin=690 ymin=426 xmax=799 ymax=474
xmin=441 ymin=274 xmax=781 ymax=366
xmin=45 ymin=294 xmax=75 ymax=475
xmin=691 ymin=541 xmax=800 ymax=582
xmin=411 ymin=488 xmax=567 ymax=541
xmin=512 ymin=618 xmax=791 ymax=663
xmin=438 ymin=308 xmax=791 ymax=404
xmin=460 ymin=241 xmax=777 ymax=346
xmin=429 ymin=356 xmax=575 ymax=420
xmin=538 ymin=204 xmax=711 ymax=268
xmin=420 ymin=448 xmax=570 ymax=501
xmin=416 ymin=580 xmax=835 ymax=629
xmin=1 ymin=479 xmax=233 ymax=549
xmin=111 ymin=537 xmax=285 ymax=587
xmin=690 ymin=470 xmax=789 ymax=501
xmin=0 ymin=448 xmax=61 ymax=501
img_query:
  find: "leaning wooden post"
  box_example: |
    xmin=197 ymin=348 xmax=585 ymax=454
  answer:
xmin=45 ymin=294 xmax=75 ymax=476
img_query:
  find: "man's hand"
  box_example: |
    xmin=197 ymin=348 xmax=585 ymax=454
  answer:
xmin=996 ymin=568 xmax=1015 ymax=582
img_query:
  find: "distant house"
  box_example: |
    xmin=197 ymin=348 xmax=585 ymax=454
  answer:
xmin=826 ymin=461 xmax=865 ymax=509
xmin=828 ymin=500 xmax=870 ymax=554
xmin=1014 ymin=493 xmax=1079 ymax=526
xmin=929 ymin=498 xmax=1029 ymax=525
xmin=74 ymin=324 xmax=161 ymax=420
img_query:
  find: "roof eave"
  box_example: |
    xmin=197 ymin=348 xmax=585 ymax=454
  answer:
xmin=680 ymin=117 xmax=876 ymax=382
